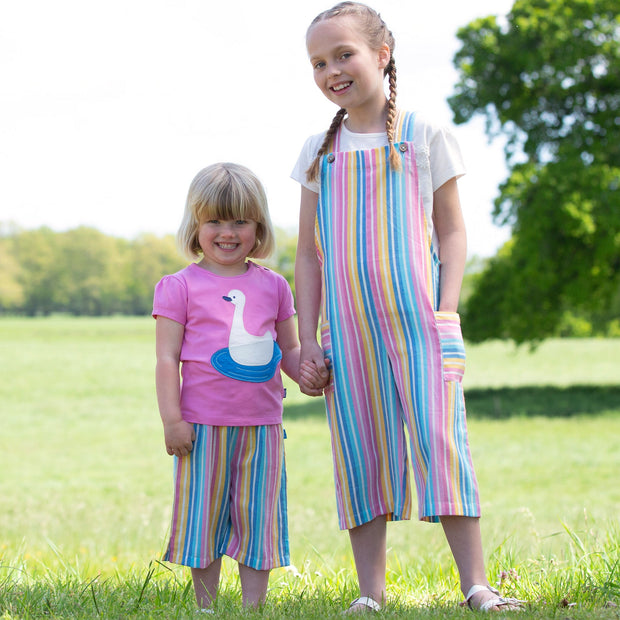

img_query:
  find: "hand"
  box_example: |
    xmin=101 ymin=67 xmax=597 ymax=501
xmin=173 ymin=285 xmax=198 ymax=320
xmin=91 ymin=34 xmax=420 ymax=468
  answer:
xmin=299 ymin=359 xmax=331 ymax=396
xmin=163 ymin=420 xmax=196 ymax=457
xmin=299 ymin=341 xmax=331 ymax=396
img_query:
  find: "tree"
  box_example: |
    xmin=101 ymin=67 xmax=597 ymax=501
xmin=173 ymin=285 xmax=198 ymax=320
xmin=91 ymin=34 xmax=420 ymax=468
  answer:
xmin=11 ymin=227 xmax=60 ymax=315
xmin=0 ymin=239 xmax=24 ymax=312
xmin=123 ymin=234 xmax=186 ymax=315
xmin=261 ymin=227 xmax=297 ymax=296
xmin=449 ymin=0 xmax=619 ymax=343
xmin=51 ymin=227 xmax=128 ymax=315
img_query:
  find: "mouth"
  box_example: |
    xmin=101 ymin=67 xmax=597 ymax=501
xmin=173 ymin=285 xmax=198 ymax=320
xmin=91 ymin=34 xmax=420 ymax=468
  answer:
xmin=216 ymin=243 xmax=239 ymax=250
xmin=330 ymin=81 xmax=352 ymax=93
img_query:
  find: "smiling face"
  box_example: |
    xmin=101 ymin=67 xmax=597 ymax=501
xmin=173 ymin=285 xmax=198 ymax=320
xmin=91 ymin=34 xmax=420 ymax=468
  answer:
xmin=197 ymin=218 xmax=257 ymax=276
xmin=307 ymin=15 xmax=390 ymax=126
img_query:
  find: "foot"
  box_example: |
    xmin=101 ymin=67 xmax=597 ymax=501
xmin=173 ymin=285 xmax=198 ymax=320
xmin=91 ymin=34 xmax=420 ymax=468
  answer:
xmin=345 ymin=596 xmax=382 ymax=613
xmin=465 ymin=585 xmax=525 ymax=612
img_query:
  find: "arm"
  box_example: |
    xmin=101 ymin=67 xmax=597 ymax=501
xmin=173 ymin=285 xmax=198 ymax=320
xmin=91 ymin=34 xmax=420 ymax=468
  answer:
xmin=277 ymin=315 xmax=327 ymax=396
xmin=294 ymin=186 xmax=329 ymax=391
xmin=155 ymin=316 xmax=195 ymax=456
xmin=433 ymin=177 xmax=467 ymax=313
xmin=277 ymin=315 xmax=301 ymax=383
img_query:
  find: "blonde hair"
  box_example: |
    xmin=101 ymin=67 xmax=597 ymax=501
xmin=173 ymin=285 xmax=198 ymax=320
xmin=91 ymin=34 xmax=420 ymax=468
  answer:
xmin=177 ymin=162 xmax=276 ymax=260
xmin=306 ymin=1 xmax=400 ymax=183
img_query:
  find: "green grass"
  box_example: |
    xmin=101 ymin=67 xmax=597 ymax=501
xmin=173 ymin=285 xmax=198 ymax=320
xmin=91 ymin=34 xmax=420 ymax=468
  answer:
xmin=0 ymin=317 xmax=619 ymax=618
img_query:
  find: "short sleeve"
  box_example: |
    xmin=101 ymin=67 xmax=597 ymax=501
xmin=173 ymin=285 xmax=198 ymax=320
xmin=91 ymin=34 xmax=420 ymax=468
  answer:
xmin=428 ymin=123 xmax=466 ymax=192
xmin=152 ymin=274 xmax=188 ymax=325
xmin=275 ymin=273 xmax=296 ymax=323
xmin=290 ymin=132 xmax=325 ymax=194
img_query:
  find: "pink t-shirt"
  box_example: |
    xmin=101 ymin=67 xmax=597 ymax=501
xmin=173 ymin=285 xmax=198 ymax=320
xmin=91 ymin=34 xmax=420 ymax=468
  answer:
xmin=153 ymin=261 xmax=295 ymax=426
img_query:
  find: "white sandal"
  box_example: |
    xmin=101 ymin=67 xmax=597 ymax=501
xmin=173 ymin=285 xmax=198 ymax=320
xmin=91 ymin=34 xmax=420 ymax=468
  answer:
xmin=465 ymin=585 xmax=525 ymax=612
xmin=346 ymin=596 xmax=382 ymax=612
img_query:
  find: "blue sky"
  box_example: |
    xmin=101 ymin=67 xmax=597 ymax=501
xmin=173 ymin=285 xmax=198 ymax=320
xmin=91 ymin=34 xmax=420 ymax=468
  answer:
xmin=0 ymin=0 xmax=514 ymax=256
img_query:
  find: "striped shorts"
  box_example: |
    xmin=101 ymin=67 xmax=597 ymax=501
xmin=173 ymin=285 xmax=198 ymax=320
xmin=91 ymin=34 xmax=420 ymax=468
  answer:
xmin=164 ymin=424 xmax=289 ymax=570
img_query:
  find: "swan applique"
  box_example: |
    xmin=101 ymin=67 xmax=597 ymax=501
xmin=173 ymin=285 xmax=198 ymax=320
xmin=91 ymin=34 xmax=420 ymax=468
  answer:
xmin=210 ymin=289 xmax=282 ymax=383
xmin=223 ymin=289 xmax=274 ymax=365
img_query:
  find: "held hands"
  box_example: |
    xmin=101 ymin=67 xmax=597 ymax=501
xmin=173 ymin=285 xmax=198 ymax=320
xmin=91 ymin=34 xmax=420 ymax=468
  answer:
xmin=163 ymin=419 xmax=196 ymax=457
xmin=298 ymin=341 xmax=331 ymax=396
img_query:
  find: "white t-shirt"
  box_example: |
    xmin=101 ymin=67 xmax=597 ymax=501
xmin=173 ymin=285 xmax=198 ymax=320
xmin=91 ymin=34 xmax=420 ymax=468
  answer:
xmin=291 ymin=111 xmax=466 ymax=247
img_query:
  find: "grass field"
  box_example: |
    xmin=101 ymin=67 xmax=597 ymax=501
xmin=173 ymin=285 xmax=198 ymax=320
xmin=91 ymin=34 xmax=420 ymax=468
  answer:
xmin=0 ymin=317 xmax=619 ymax=618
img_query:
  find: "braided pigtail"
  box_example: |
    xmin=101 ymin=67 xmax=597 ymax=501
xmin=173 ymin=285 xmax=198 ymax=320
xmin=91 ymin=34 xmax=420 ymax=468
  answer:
xmin=385 ymin=56 xmax=401 ymax=172
xmin=306 ymin=107 xmax=347 ymax=183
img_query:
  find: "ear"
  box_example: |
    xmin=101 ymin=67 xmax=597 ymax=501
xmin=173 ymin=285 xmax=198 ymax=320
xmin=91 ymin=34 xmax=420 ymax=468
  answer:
xmin=377 ymin=43 xmax=391 ymax=70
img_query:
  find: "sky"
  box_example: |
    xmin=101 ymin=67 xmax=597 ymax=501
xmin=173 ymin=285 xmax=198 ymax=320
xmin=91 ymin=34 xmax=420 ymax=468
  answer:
xmin=0 ymin=0 xmax=514 ymax=257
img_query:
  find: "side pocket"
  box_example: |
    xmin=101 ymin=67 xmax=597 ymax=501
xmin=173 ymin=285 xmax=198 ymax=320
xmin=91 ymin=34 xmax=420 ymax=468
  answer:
xmin=435 ymin=311 xmax=466 ymax=383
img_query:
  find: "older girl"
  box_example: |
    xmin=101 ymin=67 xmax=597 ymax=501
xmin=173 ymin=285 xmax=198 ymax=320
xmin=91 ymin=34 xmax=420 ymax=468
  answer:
xmin=292 ymin=2 xmax=523 ymax=613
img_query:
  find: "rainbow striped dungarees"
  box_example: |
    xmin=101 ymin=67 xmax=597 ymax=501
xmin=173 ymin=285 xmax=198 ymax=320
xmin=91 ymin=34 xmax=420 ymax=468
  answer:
xmin=316 ymin=111 xmax=480 ymax=528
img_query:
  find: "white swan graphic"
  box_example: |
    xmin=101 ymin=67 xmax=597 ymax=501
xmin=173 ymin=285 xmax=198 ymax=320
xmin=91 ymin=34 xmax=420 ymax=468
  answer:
xmin=222 ymin=289 xmax=274 ymax=366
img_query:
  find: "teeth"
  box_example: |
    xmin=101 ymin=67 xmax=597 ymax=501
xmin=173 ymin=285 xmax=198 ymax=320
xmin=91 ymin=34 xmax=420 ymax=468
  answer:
xmin=332 ymin=82 xmax=351 ymax=92
xmin=218 ymin=243 xmax=237 ymax=249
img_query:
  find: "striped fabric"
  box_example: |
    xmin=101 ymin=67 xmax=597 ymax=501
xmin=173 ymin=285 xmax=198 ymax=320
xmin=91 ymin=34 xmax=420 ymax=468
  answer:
xmin=316 ymin=111 xmax=480 ymax=527
xmin=165 ymin=424 xmax=289 ymax=570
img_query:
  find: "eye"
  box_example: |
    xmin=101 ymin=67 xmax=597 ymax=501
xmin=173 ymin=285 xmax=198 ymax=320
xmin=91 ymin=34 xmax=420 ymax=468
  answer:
xmin=235 ymin=219 xmax=248 ymax=226
xmin=206 ymin=219 xmax=219 ymax=225
xmin=312 ymin=60 xmax=326 ymax=70
xmin=340 ymin=51 xmax=352 ymax=61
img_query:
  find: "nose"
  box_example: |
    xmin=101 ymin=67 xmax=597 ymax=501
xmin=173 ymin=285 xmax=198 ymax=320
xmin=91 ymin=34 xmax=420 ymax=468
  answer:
xmin=219 ymin=222 xmax=236 ymax=236
xmin=327 ymin=62 xmax=341 ymax=78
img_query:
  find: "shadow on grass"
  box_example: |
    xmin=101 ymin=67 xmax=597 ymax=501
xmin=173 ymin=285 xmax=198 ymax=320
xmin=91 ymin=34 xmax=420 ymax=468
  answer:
xmin=284 ymin=385 xmax=620 ymax=421
xmin=465 ymin=384 xmax=620 ymax=419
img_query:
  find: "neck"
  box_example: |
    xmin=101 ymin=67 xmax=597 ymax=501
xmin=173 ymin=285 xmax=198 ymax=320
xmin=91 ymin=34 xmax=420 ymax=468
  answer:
xmin=344 ymin=99 xmax=389 ymax=133
xmin=196 ymin=259 xmax=249 ymax=277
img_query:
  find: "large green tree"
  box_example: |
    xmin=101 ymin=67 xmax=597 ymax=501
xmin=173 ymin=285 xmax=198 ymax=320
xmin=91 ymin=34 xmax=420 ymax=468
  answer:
xmin=449 ymin=0 xmax=619 ymax=342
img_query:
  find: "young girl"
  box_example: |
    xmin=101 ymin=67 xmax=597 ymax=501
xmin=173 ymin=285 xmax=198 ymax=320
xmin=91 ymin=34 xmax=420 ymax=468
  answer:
xmin=154 ymin=162 xmax=324 ymax=611
xmin=292 ymin=2 xmax=523 ymax=613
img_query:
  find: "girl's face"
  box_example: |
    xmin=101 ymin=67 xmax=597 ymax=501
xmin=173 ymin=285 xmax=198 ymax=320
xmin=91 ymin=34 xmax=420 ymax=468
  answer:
xmin=307 ymin=15 xmax=390 ymax=124
xmin=197 ymin=218 xmax=258 ymax=276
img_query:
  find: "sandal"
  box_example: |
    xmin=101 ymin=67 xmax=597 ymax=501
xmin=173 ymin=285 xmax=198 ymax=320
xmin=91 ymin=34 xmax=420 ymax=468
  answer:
xmin=465 ymin=585 xmax=525 ymax=612
xmin=346 ymin=596 xmax=382 ymax=613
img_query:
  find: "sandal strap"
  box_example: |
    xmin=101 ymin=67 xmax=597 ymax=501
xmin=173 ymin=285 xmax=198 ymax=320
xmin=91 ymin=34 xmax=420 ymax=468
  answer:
xmin=465 ymin=584 xmax=524 ymax=612
xmin=349 ymin=596 xmax=382 ymax=611
xmin=466 ymin=584 xmax=500 ymax=601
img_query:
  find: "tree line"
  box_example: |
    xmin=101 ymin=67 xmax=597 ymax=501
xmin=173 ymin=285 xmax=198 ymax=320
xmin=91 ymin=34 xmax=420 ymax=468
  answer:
xmin=1 ymin=222 xmax=617 ymax=340
xmin=0 ymin=224 xmax=297 ymax=317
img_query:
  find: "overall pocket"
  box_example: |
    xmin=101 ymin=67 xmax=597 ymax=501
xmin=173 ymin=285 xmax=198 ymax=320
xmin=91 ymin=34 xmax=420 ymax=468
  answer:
xmin=435 ymin=311 xmax=466 ymax=383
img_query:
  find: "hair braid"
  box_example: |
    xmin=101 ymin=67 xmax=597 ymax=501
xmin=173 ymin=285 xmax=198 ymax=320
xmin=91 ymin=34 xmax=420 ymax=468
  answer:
xmin=385 ymin=56 xmax=401 ymax=171
xmin=306 ymin=107 xmax=347 ymax=183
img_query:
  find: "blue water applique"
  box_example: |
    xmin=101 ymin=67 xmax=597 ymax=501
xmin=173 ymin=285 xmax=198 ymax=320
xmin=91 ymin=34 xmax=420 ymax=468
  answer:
xmin=211 ymin=289 xmax=282 ymax=383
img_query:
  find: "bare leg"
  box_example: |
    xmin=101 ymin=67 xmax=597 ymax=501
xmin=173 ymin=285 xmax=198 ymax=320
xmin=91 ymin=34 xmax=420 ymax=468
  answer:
xmin=238 ymin=563 xmax=270 ymax=608
xmin=347 ymin=515 xmax=387 ymax=609
xmin=191 ymin=558 xmax=222 ymax=610
xmin=440 ymin=516 xmax=499 ymax=610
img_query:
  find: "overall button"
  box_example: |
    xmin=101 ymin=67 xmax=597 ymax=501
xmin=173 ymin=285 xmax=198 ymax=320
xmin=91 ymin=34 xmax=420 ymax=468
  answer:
xmin=327 ymin=154 xmax=335 ymax=163
xmin=399 ymin=143 xmax=408 ymax=152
